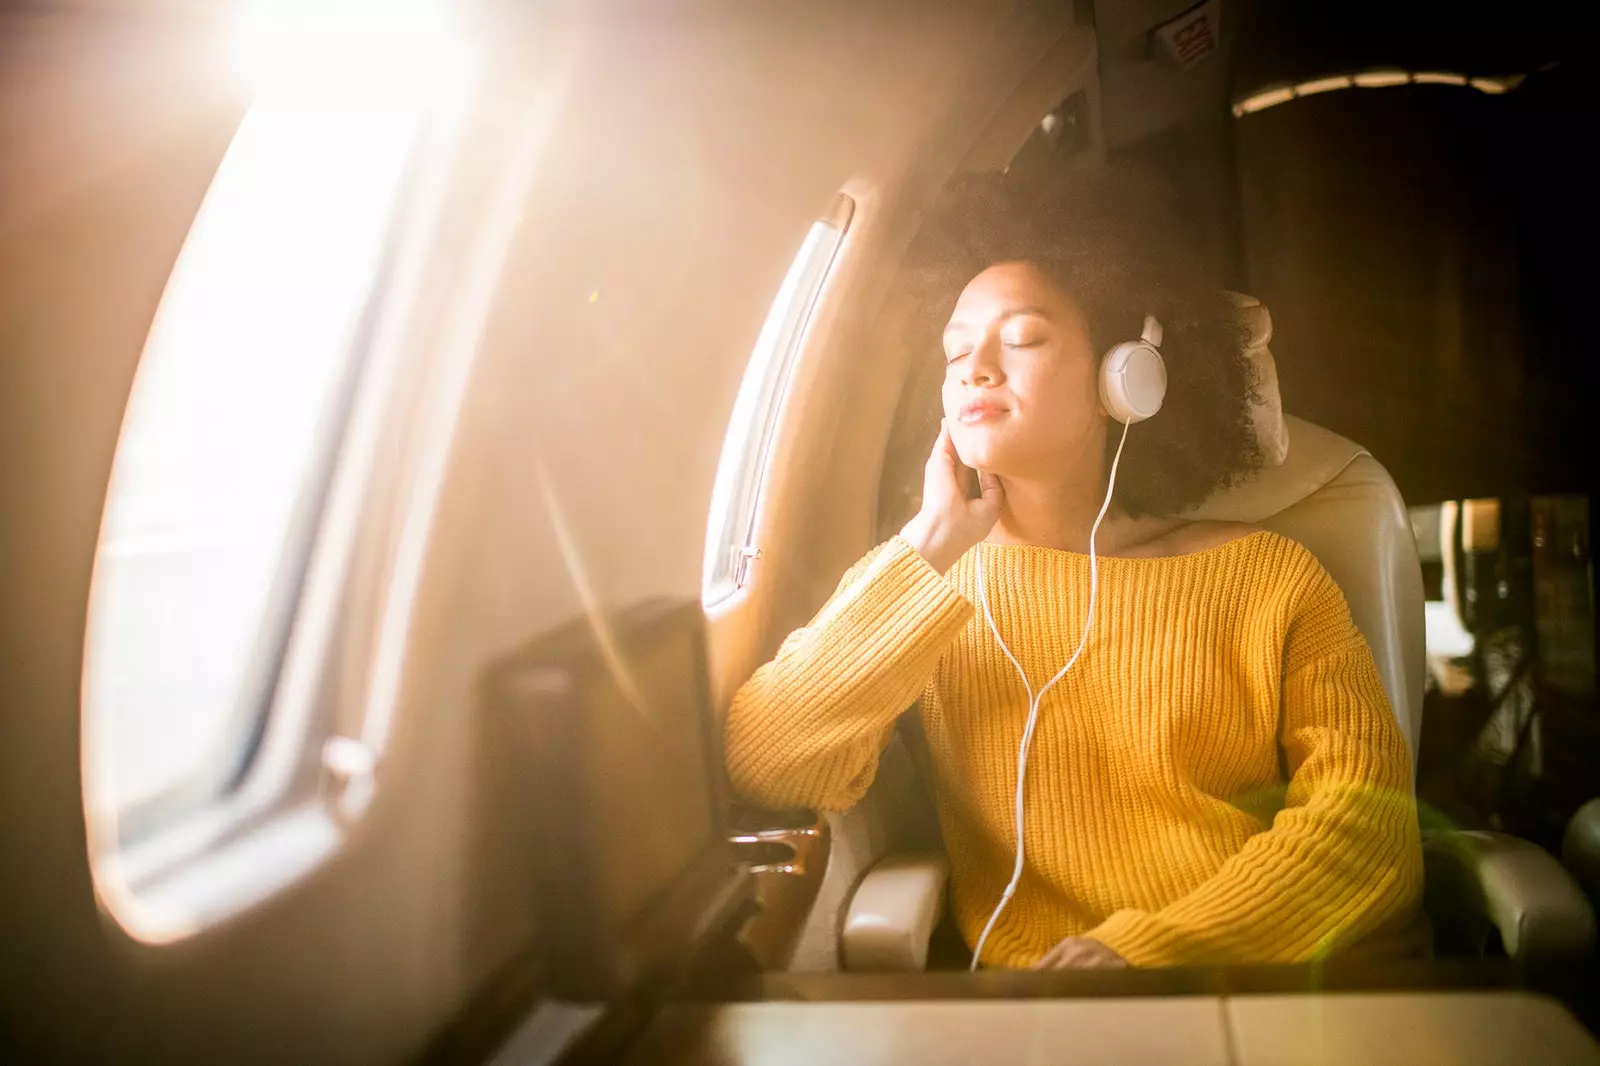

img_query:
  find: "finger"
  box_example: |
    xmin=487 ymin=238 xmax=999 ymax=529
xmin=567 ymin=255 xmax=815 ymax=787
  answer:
xmin=1036 ymin=937 xmax=1074 ymax=969
xmin=1064 ymin=943 xmax=1113 ymax=969
xmin=1081 ymin=945 xmax=1126 ymax=969
xmin=1100 ymin=947 xmax=1129 ymax=969
xmin=1079 ymin=938 xmax=1125 ymax=966
xmin=943 ymin=424 xmax=983 ymax=497
xmin=977 ymin=470 xmax=1003 ymax=506
xmin=928 ymin=420 xmax=956 ymax=472
xmin=1046 ymin=945 xmax=1084 ymax=969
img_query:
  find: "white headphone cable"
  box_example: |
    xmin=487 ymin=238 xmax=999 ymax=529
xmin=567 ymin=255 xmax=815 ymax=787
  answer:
xmin=968 ymin=417 xmax=1132 ymax=971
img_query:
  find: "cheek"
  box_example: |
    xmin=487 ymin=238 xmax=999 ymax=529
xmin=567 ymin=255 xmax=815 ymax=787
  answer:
xmin=1018 ymin=359 xmax=1100 ymax=424
xmin=940 ymin=379 xmax=979 ymax=465
xmin=940 ymin=374 xmax=960 ymax=417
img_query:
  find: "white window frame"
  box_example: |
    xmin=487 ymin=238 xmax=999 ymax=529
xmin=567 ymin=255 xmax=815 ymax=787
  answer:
xmin=79 ymin=39 xmax=498 ymax=944
xmin=702 ymin=193 xmax=855 ymax=606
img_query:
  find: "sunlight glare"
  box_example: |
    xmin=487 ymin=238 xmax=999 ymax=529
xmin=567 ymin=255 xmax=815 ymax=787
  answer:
xmin=234 ymin=0 xmax=459 ymax=101
xmin=83 ymin=0 xmax=469 ymax=945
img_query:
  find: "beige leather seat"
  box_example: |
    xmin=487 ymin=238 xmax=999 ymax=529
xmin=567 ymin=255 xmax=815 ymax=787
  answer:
xmin=1187 ymin=297 xmax=1423 ymax=762
xmin=1564 ymin=799 xmax=1600 ymax=902
xmin=1195 ymin=421 xmax=1424 ymax=756
xmin=837 ymin=296 xmax=1596 ymax=972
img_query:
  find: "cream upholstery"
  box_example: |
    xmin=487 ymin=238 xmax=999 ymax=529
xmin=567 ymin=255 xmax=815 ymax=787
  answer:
xmin=1200 ymin=298 xmax=1421 ymax=757
xmin=841 ymin=852 xmax=949 ymax=971
xmin=1189 ymin=300 xmax=1422 ymax=759
xmin=1426 ymin=830 xmax=1597 ymax=962
xmin=1190 ymin=415 xmax=1426 ymax=763
xmin=1224 ymin=291 xmax=1289 ymax=467
xmin=1563 ymin=799 xmax=1600 ymax=900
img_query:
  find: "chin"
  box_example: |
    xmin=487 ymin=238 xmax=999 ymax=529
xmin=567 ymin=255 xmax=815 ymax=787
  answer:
xmin=950 ymin=424 xmax=1004 ymax=472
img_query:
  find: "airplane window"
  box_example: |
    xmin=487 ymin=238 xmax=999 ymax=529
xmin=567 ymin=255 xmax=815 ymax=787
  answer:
xmin=702 ymin=193 xmax=854 ymax=606
xmin=82 ymin=63 xmax=429 ymax=857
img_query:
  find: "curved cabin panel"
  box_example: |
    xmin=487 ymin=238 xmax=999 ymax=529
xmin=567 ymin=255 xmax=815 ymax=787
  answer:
xmin=1 ymin=3 xmax=1088 ymax=1062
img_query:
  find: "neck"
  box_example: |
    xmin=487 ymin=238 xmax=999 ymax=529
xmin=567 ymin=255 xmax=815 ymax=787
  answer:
xmin=988 ymin=447 xmax=1114 ymax=554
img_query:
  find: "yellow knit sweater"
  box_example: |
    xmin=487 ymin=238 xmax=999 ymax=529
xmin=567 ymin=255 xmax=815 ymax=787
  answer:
xmin=725 ymin=531 xmax=1423 ymax=969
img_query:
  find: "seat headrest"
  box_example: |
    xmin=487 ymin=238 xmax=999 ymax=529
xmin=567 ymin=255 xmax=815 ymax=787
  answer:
xmin=1222 ymin=291 xmax=1289 ymax=467
xmin=1192 ymin=415 xmax=1366 ymax=523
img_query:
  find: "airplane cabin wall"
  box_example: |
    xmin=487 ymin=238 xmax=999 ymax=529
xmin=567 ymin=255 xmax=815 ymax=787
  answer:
xmin=0 ymin=3 xmax=1086 ymax=1062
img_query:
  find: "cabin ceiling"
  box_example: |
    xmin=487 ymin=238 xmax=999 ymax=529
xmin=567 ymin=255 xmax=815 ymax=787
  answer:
xmin=1088 ymin=0 xmax=1577 ymax=154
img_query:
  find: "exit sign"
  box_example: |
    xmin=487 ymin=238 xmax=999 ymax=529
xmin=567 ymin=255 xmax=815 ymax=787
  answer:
xmin=1151 ymin=0 xmax=1222 ymax=71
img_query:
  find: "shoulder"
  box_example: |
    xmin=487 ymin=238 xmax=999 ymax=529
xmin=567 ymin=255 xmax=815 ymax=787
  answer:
xmin=1103 ymin=516 xmax=1258 ymax=557
xmin=1170 ymin=519 xmax=1261 ymax=553
xmin=1191 ymin=530 xmax=1367 ymax=669
xmin=1192 ymin=527 xmax=1348 ymax=620
xmin=1136 ymin=518 xmax=1262 ymax=556
xmin=1220 ymin=529 xmax=1344 ymax=602
xmin=1245 ymin=538 xmax=1369 ymax=665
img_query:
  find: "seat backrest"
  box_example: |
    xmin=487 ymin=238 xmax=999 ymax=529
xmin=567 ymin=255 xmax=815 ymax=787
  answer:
xmin=1192 ymin=414 xmax=1426 ymax=771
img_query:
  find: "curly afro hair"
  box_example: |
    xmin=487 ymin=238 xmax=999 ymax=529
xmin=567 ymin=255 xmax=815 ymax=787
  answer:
xmin=901 ymin=167 xmax=1263 ymax=518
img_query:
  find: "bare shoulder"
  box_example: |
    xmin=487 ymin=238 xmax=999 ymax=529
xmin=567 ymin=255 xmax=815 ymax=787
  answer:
xmin=1105 ymin=516 xmax=1270 ymax=558
xmin=1160 ymin=519 xmax=1262 ymax=554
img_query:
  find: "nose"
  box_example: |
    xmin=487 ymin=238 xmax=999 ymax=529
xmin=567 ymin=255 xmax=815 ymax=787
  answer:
xmin=963 ymin=333 xmax=1004 ymax=387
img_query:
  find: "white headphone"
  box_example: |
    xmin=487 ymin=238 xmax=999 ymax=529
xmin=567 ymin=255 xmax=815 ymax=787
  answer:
xmin=968 ymin=313 xmax=1164 ymax=971
xmin=1099 ymin=314 xmax=1167 ymax=424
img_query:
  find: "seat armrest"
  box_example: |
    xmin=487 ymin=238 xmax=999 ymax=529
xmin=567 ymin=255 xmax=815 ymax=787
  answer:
xmin=841 ymin=852 xmax=949 ymax=972
xmin=1561 ymin=797 xmax=1600 ymax=899
xmin=1424 ymin=830 xmax=1597 ymax=965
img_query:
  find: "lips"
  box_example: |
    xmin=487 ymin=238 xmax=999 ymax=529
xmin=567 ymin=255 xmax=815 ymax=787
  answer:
xmin=958 ymin=399 xmax=1009 ymax=424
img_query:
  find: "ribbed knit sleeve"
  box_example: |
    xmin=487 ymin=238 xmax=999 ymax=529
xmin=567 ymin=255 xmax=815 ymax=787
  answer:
xmin=724 ymin=537 xmax=974 ymax=810
xmin=1084 ymin=562 xmax=1424 ymax=967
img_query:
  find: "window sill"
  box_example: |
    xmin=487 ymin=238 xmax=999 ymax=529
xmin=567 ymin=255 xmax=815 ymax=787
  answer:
xmin=96 ymin=799 xmax=341 ymax=945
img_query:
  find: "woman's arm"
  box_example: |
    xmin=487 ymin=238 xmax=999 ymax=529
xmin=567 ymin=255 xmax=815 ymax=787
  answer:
xmin=724 ymin=537 xmax=973 ymax=810
xmin=1081 ymin=566 xmax=1425 ymax=967
xmin=726 ymin=421 xmax=1001 ymax=811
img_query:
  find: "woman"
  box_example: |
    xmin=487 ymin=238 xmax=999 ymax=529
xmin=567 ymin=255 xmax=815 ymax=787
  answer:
xmin=724 ymin=171 xmax=1422 ymax=970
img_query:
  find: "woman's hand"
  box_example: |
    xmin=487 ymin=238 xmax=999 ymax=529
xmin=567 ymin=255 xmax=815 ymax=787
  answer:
xmin=1031 ymin=937 xmax=1129 ymax=970
xmin=899 ymin=420 xmax=1004 ymax=573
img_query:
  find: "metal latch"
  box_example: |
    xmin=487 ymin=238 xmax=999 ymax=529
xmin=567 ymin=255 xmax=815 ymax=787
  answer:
xmin=733 ymin=544 xmax=763 ymax=587
xmin=322 ymin=735 xmax=378 ymax=821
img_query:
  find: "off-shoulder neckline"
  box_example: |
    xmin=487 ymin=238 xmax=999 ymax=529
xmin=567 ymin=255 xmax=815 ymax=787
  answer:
xmin=972 ymin=528 xmax=1285 ymax=564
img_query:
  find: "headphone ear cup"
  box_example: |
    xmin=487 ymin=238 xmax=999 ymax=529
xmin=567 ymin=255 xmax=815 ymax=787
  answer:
xmin=1099 ymin=341 xmax=1167 ymax=423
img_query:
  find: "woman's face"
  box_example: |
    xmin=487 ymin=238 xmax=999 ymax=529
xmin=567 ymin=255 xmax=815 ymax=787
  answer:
xmin=941 ymin=261 xmax=1105 ymax=478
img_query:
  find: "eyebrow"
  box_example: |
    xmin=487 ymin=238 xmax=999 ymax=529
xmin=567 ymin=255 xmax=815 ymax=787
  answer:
xmin=943 ymin=306 xmax=1053 ymax=337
